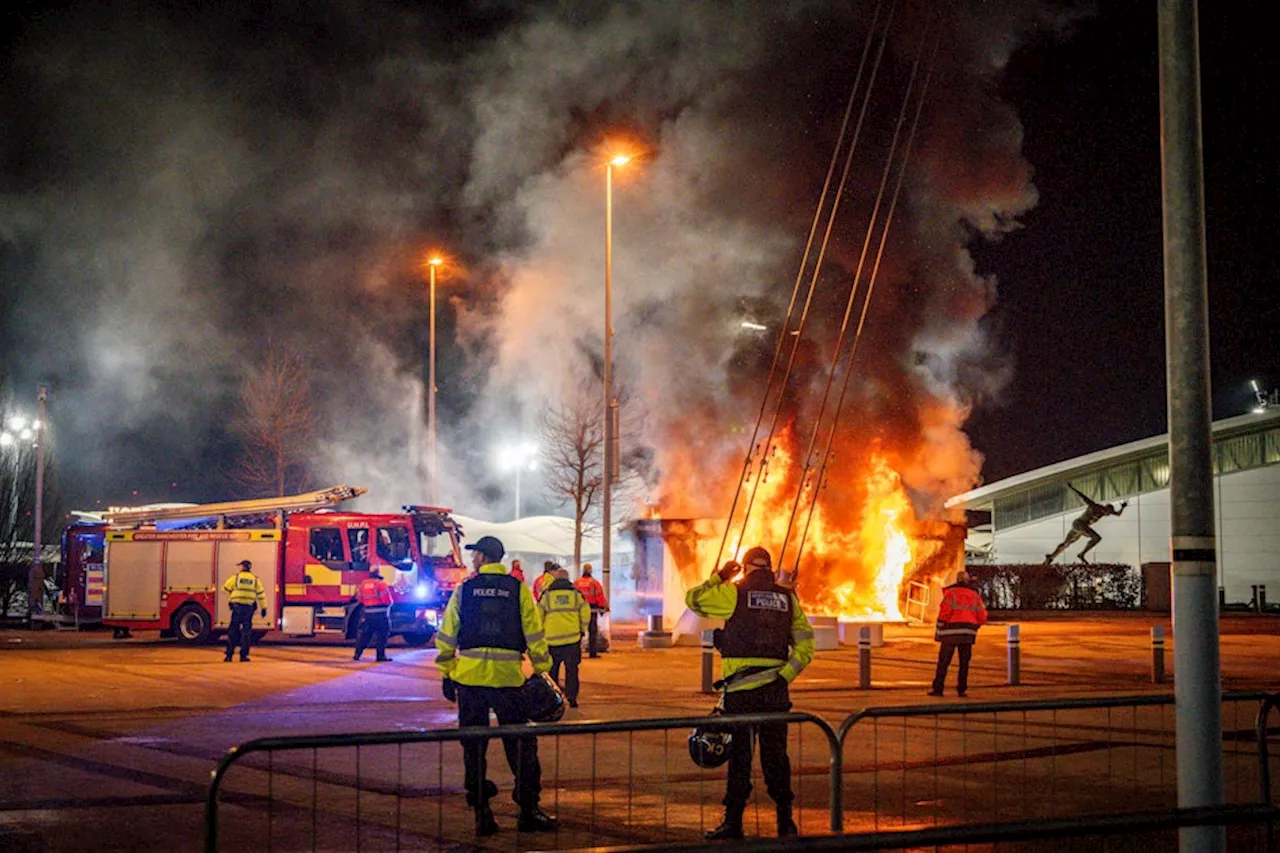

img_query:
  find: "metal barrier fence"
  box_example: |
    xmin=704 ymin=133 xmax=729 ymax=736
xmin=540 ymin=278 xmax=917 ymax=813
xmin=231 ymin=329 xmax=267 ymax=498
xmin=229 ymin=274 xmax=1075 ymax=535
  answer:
xmin=205 ymin=712 xmax=841 ymax=853
xmin=836 ymin=690 xmax=1277 ymax=835
xmin=206 ymin=693 xmax=1280 ymax=852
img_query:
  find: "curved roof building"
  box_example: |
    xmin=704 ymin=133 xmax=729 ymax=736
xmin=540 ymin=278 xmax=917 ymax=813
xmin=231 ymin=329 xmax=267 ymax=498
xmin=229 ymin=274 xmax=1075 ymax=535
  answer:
xmin=947 ymin=409 xmax=1280 ymax=604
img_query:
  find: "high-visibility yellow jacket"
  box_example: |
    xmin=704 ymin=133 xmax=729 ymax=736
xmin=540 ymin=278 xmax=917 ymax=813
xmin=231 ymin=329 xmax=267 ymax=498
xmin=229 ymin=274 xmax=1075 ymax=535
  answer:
xmin=686 ymin=574 xmax=815 ymax=692
xmin=538 ymin=579 xmax=591 ymax=647
xmin=224 ymin=571 xmax=266 ymax=607
xmin=435 ymin=563 xmax=552 ymax=687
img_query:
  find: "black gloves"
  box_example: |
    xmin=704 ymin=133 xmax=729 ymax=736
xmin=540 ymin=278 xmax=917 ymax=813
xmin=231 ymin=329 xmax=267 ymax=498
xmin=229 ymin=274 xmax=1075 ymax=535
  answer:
xmin=442 ymin=678 xmax=458 ymax=703
xmin=717 ymin=560 xmax=742 ymax=583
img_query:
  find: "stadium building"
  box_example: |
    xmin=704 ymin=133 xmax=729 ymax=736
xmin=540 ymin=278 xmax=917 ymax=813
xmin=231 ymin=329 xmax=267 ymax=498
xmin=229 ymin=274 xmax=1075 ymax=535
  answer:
xmin=948 ymin=408 xmax=1280 ymax=605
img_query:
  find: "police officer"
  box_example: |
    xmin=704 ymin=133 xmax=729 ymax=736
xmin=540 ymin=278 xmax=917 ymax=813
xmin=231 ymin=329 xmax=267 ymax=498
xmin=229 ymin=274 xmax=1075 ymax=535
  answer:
xmin=354 ymin=567 xmax=393 ymax=662
xmin=686 ymin=546 xmax=815 ymax=840
xmin=435 ymin=535 xmax=557 ymax=836
xmin=532 ymin=561 xmax=558 ymax=601
xmin=538 ymin=568 xmax=590 ymax=708
xmin=928 ymin=570 xmax=988 ymax=697
xmin=574 ymin=563 xmax=608 ymax=657
xmin=223 ymin=559 xmax=266 ymax=663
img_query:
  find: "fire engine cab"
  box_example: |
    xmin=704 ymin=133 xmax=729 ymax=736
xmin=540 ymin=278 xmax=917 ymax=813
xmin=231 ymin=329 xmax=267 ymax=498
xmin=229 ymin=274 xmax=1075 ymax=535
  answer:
xmin=100 ymin=486 xmax=469 ymax=645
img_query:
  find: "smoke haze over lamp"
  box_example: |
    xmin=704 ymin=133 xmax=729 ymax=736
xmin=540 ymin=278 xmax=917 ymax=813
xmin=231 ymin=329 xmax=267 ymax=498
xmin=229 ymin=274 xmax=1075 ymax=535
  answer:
xmin=495 ymin=441 xmax=538 ymax=520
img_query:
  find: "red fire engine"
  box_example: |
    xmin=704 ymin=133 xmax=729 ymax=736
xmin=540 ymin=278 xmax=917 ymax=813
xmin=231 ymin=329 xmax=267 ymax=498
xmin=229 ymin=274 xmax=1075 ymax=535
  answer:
xmin=100 ymin=486 xmax=469 ymax=645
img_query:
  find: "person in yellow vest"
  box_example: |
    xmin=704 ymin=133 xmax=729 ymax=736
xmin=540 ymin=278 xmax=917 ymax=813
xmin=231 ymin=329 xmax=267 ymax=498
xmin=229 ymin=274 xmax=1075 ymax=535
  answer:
xmin=223 ymin=559 xmax=266 ymax=663
xmin=435 ymin=535 xmax=557 ymax=835
xmin=686 ymin=546 xmax=815 ymax=840
xmin=532 ymin=561 xmax=558 ymax=601
xmin=538 ymin=568 xmax=590 ymax=708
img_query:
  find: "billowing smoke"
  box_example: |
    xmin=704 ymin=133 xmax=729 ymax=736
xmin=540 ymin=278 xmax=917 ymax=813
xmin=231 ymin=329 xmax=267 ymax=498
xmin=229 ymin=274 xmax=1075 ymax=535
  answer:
xmin=0 ymin=1 xmax=1087 ymax=520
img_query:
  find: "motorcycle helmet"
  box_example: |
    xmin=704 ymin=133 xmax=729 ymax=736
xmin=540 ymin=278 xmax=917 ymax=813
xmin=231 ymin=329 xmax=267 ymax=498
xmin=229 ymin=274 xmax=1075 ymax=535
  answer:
xmin=520 ymin=673 xmax=567 ymax=723
xmin=688 ymin=725 xmax=733 ymax=768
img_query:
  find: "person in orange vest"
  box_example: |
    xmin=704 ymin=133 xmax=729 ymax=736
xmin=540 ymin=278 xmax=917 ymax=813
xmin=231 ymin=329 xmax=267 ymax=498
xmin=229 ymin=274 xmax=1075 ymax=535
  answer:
xmin=354 ymin=567 xmax=394 ymax=662
xmin=532 ymin=561 xmax=558 ymax=600
xmin=574 ymin=563 xmax=608 ymax=658
xmin=928 ymin=570 xmax=987 ymax=697
xmin=510 ymin=558 xmax=526 ymax=584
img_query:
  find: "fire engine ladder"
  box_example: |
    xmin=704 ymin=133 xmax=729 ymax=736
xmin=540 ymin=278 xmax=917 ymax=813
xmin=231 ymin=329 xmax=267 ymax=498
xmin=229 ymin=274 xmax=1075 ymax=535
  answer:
xmin=102 ymin=485 xmax=368 ymax=527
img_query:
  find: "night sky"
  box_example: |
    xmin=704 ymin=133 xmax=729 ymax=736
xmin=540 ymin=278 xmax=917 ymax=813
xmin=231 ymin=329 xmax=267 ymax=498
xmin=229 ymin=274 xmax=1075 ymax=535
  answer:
xmin=0 ymin=2 xmax=1274 ymax=516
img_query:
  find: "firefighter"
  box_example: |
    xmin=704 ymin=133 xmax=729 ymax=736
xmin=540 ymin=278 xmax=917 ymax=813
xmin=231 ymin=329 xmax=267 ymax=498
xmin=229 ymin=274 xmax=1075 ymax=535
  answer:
xmin=223 ymin=559 xmax=266 ymax=663
xmin=538 ymin=568 xmax=590 ymax=708
xmin=686 ymin=546 xmax=815 ymax=840
xmin=354 ymin=567 xmax=393 ymax=662
xmin=435 ymin=535 xmax=557 ymax=835
xmin=510 ymin=558 xmax=526 ymax=584
xmin=574 ymin=563 xmax=608 ymax=658
xmin=928 ymin=570 xmax=988 ymax=697
xmin=532 ymin=561 xmax=558 ymax=600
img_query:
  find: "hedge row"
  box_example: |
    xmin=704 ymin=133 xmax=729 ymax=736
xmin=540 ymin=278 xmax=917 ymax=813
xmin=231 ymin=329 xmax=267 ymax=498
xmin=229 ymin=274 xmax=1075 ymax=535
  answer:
xmin=967 ymin=563 xmax=1141 ymax=611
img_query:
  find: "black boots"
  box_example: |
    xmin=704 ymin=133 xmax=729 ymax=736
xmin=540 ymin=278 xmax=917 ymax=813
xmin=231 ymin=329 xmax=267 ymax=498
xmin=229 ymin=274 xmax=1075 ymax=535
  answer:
xmin=705 ymin=814 xmax=744 ymax=841
xmin=517 ymin=806 xmax=557 ymax=832
xmin=475 ymin=808 xmax=499 ymax=836
xmin=777 ymin=804 xmax=798 ymax=836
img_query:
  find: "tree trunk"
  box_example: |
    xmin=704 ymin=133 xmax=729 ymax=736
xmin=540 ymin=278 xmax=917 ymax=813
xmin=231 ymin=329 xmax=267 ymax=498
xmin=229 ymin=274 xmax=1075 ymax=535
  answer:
xmin=573 ymin=498 xmax=584 ymax=581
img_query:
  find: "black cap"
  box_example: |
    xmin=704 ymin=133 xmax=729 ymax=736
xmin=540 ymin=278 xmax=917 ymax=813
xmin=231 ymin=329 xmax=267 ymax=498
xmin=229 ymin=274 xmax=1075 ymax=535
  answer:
xmin=465 ymin=535 xmax=505 ymax=561
xmin=369 ymin=567 xmax=382 ymax=578
xmin=742 ymin=547 xmax=772 ymax=570
xmin=237 ymin=559 xmax=252 ymax=569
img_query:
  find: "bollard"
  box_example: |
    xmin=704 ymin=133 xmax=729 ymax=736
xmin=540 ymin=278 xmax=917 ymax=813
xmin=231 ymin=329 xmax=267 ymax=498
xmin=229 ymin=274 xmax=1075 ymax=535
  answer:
xmin=1151 ymin=625 xmax=1166 ymax=683
xmin=647 ymin=614 xmax=663 ymax=633
xmin=1261 ymin=585 xmax=1268 ymax=612
xmin=1007 ymin=624 xmax=1021 ymax=686
xmin=857 ymin=626 xmax=871 ymax=689
xmin=701 ymin=629 xmax=716 ymax=695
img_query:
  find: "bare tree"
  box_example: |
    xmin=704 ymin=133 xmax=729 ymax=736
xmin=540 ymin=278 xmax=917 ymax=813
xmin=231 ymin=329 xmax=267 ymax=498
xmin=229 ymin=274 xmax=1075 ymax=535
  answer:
xmin=0 ymin=387 xmax=62 ymax=617
xmin=539 ymin=372 xmax=649 ymax=574
xmin=229 ymin=342 xmax=320 ymax=498
xmin=538 ymin=377 xmax=604 ymax=575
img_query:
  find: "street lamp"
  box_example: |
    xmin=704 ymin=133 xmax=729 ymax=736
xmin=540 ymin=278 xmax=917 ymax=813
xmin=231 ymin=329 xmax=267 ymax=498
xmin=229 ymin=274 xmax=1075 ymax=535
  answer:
xmin=602 ymin=152 xmax=630 ymax=602
xmin=3 ymin=388 xmax=47 ymax=615
xmin=426 ymin=255 xmax=444 ymax=506
xmin=495 ymin=441 xmax=538 ymax=520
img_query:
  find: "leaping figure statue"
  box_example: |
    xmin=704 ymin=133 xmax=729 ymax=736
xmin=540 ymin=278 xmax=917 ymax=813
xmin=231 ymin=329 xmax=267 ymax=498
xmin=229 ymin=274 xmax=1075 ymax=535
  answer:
xmin=1044 ymin=483 xmax=1128 ymax=565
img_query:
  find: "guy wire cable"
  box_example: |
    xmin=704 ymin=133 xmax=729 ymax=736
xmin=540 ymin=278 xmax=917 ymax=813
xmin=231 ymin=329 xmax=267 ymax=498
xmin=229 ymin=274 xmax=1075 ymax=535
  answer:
xmin=709 ymin=0 xmax=891 ymax=570
xmin=791 ymin=8 xmax=946 ymax=577
xmin=722 ymin=0 xmax=900 ymax=566
xmin=776 ymin=0 xmax=935 ymax=570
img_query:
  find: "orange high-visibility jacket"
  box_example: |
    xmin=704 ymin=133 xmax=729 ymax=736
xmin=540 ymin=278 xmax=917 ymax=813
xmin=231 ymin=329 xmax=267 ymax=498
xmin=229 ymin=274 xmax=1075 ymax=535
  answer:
xmin=575 ymin=576 xmax=608 ymax=610
xmin=358 ymin=577 xmax=394 ymax=613
xmin=935 ymin=584 xmax=987 ymax=644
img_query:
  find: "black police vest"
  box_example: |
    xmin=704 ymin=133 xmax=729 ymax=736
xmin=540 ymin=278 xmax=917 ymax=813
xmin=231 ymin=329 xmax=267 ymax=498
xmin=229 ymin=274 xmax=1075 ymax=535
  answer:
xmin=457 ymin=573 xmax=526 ymax=652
xmin=717 ymin=570 xmax=792 ymax=660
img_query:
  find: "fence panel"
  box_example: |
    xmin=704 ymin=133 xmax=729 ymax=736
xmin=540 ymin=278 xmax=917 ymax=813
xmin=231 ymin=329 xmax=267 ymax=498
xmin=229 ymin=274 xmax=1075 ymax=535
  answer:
xmin=837 ymin=691 xmax=1279 ymax=840
xmin=206 ymin=712 xmax=841 ymax=852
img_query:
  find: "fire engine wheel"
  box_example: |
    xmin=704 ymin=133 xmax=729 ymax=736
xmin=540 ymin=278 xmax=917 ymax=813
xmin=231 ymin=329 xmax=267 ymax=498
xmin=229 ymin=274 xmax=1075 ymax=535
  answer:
xmin=401 ymin=630 xmax=433 ymax=647
xmin=173 ymin=605 xmax=212 ymax=644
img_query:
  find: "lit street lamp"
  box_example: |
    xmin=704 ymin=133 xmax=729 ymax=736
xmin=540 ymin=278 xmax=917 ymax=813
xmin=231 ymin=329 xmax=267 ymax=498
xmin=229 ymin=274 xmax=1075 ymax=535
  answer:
xmin=495 ymin=441 xmax=538 ymax=520
xmin=426 ymin=255 xmax=444 ymax=506
xmin=602 ymin=152 xmax=630 ymax=602
xmin=3 ymin=387 xmax=48 ymax=616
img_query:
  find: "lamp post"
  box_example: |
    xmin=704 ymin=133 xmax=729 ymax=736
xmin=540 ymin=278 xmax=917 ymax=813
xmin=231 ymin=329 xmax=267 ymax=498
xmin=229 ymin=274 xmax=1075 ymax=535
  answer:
xmin=602 ymin=153 xmax=629 ymax=602
xmin=496 ymin=442 xmax=537 ymax=520
xmin=3 ymin=390 xmax=46 ymax=616
xmin=427 ymin=256 xmax=443 ymax=507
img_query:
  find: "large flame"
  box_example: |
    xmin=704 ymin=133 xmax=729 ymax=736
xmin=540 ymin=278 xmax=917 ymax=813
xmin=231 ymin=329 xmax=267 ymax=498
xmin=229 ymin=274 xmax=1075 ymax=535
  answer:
xmin=664 ymin=428 xmax=923 ymax=622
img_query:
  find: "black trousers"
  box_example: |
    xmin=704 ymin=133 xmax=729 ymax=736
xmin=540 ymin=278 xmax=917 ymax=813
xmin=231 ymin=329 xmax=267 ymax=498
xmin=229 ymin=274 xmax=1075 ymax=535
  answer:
xmin=931 ymin=641 xmax=973 ymax=693
xmin=355 ymin=611 xmax=390 ymax=660
xmin=549 ymin=642 xmax=581 ymax=702
xmin=586 ymin=610 xmax=601 ymax=656
xmin=457 ymin=685 xmax=541 ymax=810
xmin=225 ymin=604 xmax=255 ymax=660
xmin=722 ymin=677 xmax=793 ymax=814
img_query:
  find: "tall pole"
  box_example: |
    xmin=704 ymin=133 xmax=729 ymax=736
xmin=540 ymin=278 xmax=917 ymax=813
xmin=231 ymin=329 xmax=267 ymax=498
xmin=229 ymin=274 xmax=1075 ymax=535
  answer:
xmin=29 ymin=386 xmax=47 ymax=616
xmin=1158 ymin=2 xmax=1223 ymax=851
xmin=514 ymin=465 xmax=521 ymax=521
xmin=602 ymin=162 xmax=615 ymax=604
xmin=428 ymin=260 xmax=438 ymax=507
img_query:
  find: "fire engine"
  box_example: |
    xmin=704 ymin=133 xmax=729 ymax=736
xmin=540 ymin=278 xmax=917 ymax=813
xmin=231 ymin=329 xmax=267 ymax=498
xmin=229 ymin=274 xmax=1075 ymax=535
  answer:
xmin=100 ymin=485 xmax=469 ymax=645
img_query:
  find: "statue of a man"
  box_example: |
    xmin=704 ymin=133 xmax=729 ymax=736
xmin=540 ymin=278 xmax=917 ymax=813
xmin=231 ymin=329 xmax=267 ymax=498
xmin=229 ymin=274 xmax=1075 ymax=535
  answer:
xmin=1044 ymin=484 xmax=1127 ymax=564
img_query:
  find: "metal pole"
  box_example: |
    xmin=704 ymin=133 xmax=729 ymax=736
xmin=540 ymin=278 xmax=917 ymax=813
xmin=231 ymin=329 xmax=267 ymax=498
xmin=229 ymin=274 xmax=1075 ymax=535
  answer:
xmin=602 ymin=162 xmax=614 ymax=605
xmin=514 ymin=465 xmax=521 ymax=521
xmin=858 ymin=626 xmax=871 ymax=689
xmin=428 ymin=263 xmax=437 ymax=507
xmin=29 ymin=386 xmax=46 ymax=616
xmin=1152 ymin=626 xmax=1167 ymax=684
xmin=1159 ymin=2 xmax=1224 ymax=849
xmin=701 ymin=629 xmax=716 ymax=694
xmin=1007 ymin=624 xmax=1021 ymax=687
